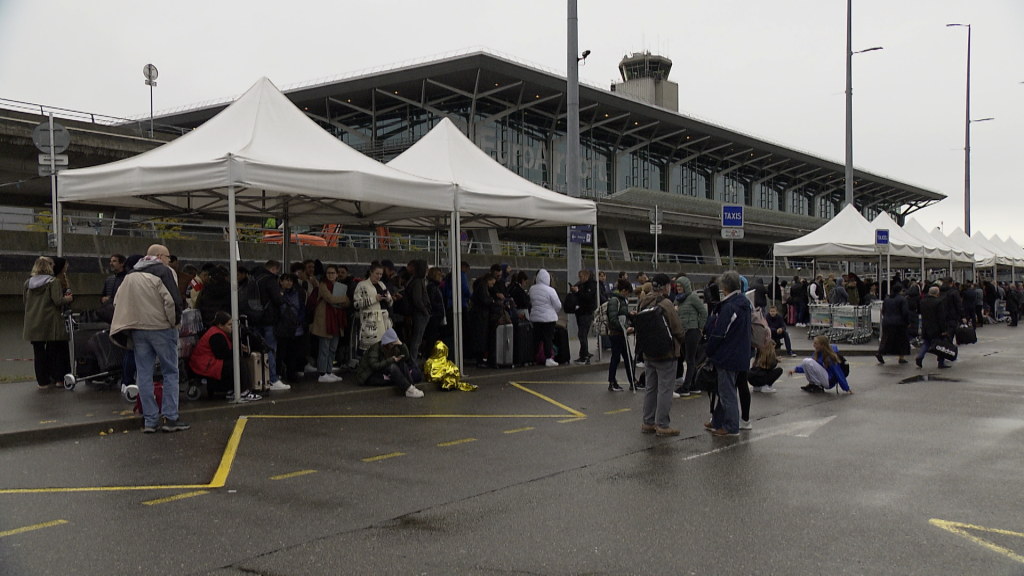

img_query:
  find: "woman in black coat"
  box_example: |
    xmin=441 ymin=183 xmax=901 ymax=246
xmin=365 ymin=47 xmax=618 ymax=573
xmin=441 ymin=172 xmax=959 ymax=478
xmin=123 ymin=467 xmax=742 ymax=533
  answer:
xmin=905 ymin=283 xmax=921 ymax=340
xmin=876 ymin=283 xmax=911 ymax=364
xmin=468 ymin=275 xmax=501 ymax=368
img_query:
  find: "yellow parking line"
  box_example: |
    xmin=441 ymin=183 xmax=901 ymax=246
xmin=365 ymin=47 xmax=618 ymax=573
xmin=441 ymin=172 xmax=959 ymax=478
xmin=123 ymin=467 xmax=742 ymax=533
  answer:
xmin=510 ymin=382 xmax=585 ymax=418
xmin=604 ymin=408 xmax=631 ymax=415
xmin=269 ymin=470 xmax=317 ymax=481
xmin=247 ymin=414 xmax=568 ymax=419
xmin=930 ymin=519 xmax=1024 ymax=564
xmin=504 ymin=427 xmax=534 ymax=434
xmin=142 ymin=490 xmax=209 ymax=506
xmin=0 ymin=519 xmax=68 ymax=539
xmin=437 ymin=438 xmax=476 ymax=447
xmin=362 ymin=452 xmax=405 ymax=462
xmin=208 ymin=416 xmax=248 ymax=488
xmin=513 ymin=381 xmax=609 ymax=385
xmin=558 ymin=417 xmax=586 ymax=424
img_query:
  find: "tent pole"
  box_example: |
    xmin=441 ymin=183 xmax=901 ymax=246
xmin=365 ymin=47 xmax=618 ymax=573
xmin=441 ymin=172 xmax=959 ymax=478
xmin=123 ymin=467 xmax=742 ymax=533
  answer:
xmin=282 ymin=198 xmax=290 ymax=269
xmin=228 ymin=184 xmax=242 ymax=403
xmin=451 ymin=209 xmax=463 ymax=374
xmin=886 ymin=253 xmax=891 ymax=294
xmin=771 ymin=249 xmax=777 ymax=308
xmin=921 ymin=257 xmax=925 ymax=286
xmin=593 ymin=223 xmax=601 ymax=363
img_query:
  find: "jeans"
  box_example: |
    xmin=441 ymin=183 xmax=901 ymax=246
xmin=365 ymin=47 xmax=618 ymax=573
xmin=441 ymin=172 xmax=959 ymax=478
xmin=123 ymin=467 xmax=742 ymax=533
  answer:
xmin=132 ymin=328 xmax=179 ymax=427
xmin=916 ymin=338 xmax=946 ymax=367
xmin=408 ymin=311 xmax=430 ymax=360
xmin=575 ymin=313 xmax=593 ymax=358
xmin=772 ymin=331 xmax=793 ymax=354
xmin=710 ymin=368 xmax=740 ymax=433
xmin=317 ymin=334 xmax=340 ymax=374
xmin=795 ymin=302 xmax=808 ymax=325
xmin=608 ymin=333 xmax=634 ymax=387
xmin=261 ymin=326 xmax=279 ymax=383
xmin=642 ymin=358 xmax=676 ymax=429
xmin=364 ymin=361 xmax=413 ymax=392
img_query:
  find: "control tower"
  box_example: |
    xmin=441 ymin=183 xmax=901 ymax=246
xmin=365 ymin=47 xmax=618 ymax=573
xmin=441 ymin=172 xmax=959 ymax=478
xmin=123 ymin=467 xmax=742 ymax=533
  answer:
xmin=610 ymin=51 xmax=678 ymax=112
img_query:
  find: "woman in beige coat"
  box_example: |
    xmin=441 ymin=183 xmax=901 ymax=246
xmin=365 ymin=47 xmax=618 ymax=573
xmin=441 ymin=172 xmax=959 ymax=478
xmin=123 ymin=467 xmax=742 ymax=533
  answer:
xmin=23 ymin=256 xmax=73 ymax=388
xmin=310 ymin=265 xmax=350 ymax=382
xmin=352 ymin=263 xmax=393 ymax=351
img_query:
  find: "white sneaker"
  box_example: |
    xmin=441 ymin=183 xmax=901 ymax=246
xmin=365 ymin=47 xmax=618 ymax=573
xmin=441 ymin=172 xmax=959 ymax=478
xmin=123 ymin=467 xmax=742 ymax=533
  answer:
xmin=545 ymin=358 xmax=558 ymax=367
xmin=635 ymin=362 xmax=645 ymax=368
xmin=761 ymin=386 xmax=778 ymax=394
xmin=304 ymin=363 xmax=318 ymax=373
xmin=751 ymin=386 xmax=763 ymax=393
xmin=318 ymin=373 xmax=342 ymax=383
xmin=405 ymin=386 xmax=424 ymax=398
xmin=739 ymin=419 xmax=752 ymax=430
xmin=268 ymin=380 xmax=291 ymax=391
xmin=672 ymin=392 xmax=680 ymax=399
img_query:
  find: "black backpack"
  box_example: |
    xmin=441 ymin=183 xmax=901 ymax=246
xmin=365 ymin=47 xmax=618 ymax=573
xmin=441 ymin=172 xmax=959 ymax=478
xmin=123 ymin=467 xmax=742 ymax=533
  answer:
xmin=632 ymin=298 xmax=674 ymax=358
xmin=239 ymin=279 xmax=264 ymax=324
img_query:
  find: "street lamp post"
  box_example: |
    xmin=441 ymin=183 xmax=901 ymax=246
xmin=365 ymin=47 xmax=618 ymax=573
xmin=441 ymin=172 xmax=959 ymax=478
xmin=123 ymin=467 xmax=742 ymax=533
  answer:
xmin=843 ymin=0 xmax=882 ymax=210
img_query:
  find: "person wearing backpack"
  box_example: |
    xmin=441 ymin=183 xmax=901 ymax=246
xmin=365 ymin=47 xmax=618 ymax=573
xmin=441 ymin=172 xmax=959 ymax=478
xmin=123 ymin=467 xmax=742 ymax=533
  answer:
xmin=704 ymin=271 xmax=751 ymax=437
xmin=250 ymin=260 xmax=290 ymax=391
xmin=606 ymin=280 xmax=635 ymax=392
xmin=637 ymin=274 xmax=686 ymax=437
xmin=673 ymin=275 xmax=707 ymax=398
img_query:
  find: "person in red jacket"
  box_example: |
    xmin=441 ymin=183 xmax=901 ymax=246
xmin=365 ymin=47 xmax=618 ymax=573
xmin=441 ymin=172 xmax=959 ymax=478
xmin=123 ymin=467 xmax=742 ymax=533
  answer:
xmin=190 ymin=311 xmax=262 ymax=402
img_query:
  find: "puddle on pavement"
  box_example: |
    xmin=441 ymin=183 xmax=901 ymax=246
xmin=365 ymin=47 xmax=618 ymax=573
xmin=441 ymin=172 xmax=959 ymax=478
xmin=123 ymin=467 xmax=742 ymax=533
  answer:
xmin=898 ymin=375 xmax=962 ymax=384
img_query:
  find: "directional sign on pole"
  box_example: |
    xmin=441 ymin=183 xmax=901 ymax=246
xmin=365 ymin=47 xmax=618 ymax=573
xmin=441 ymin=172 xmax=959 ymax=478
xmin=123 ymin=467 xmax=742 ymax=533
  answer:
xmin=38 ymin=165 xmax=68 ymax=177
xmin=721 ymin=228 xmax=744 ymax=239
xmin=38 ymin=154 xmax=69 ymax=166
xmin=722 ymin=204 xmax=744 ymax=228
xmin=32 ymin=122 xmax=71 ymax=154
xmin=569 ymin=225 xmax=592 ymax=244
xmin=648 ymin=208 xmax=663 ymax=224
xmin=649 ymin=224 xmax=663 ymax=234
xmin=875 ymin=229 xmax=890 ymax=253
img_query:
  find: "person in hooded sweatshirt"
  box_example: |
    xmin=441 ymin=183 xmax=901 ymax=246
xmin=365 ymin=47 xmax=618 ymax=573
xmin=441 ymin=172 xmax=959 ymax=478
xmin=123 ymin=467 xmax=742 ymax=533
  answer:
xmin=23 ymin=256 xmax=73 ymax=388
xmin=528 ymin=269 xmax=562 ymax=367
xmin=110 ymin=244 xmax=187 ymax=434
xmin=673 ymin=275 xmax=707 ymax=397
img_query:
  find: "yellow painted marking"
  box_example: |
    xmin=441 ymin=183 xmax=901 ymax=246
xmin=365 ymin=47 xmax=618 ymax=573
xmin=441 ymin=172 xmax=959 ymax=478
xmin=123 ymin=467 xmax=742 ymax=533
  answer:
xmin=247 ymin=414 xmax=567 ymax=419
xmin=513 ymin=381 xmax=609 ymax=385
xmin=558 ymin=417 xmax=586 ymax=424
xmin=38 ymin=420 xmax=56 ymax=424
xmin=208 ymin=416 xmax=248 ymax=488
xmin=510 ymin=382 xmax=585 ymax=417
xmin=269 ymin=469 xmax=317 ymax=481
xmin=604 ymin=408 xmax=631 ymax=415
xmin=930 ymin=519 xmax=1024 ymax=564
xmin=504 ymin=427 xmax=535 ymax=434
xmin=362 ymin=452 xmax=405 ymax=462
xmin=141 ymin=490 xmax=209 ymax=506
xmin=437 ymin=438 xmax=477 ymax=447
xmin=0 ymin=519 xmax=68 ymax=538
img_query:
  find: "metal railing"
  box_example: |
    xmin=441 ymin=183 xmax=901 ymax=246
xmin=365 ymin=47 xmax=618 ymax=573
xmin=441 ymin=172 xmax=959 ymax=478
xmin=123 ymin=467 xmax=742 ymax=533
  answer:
xmin=0 ymin=97 xmax=190 ymax=137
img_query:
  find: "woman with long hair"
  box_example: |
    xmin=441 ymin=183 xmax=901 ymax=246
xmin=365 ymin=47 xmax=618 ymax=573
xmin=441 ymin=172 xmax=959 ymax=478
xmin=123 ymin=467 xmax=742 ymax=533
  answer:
xmin=790 ymin=335 xmax=852 ymax=394
xmin=23 ymin=256 xmax=73 ymax=388
xmin=748 ymin=344 xmax=783 ymax=393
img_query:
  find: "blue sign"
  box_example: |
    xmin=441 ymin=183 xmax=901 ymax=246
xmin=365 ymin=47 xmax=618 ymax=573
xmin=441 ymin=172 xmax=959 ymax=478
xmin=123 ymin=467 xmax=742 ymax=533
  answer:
xmin=569 ymin=229 xmax=593 ymax=244
xmin=875 ymin=229 xmax=889 ymax=245
xmin=570 ymin=225 xmax=592 ymax=232
xmin=722 ymin=205 xmax=744 ymax=227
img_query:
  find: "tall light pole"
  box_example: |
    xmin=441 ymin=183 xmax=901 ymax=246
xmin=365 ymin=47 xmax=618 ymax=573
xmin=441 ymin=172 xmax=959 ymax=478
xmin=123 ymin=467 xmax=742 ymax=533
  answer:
xmin=566 ymin=1 xmax=581 ymax=338
xmin=947 ymin=23 xmax=979 ymax=235
xmin=844 ymin=0 xmax=882 ymax=209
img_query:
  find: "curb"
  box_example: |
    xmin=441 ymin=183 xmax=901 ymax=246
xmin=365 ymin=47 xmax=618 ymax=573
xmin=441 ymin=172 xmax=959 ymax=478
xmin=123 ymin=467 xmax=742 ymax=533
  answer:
xmin=0 ymin=362 xmax=607 ymax=448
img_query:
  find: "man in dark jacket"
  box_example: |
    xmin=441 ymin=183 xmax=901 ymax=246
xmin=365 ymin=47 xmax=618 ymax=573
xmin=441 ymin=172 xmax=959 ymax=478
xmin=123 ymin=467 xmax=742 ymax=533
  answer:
xmin=100 ymin=254 xmax=126 ymax=304
xmin=638 ymin=274 xmax=686 ymax=436
xmin=570 ymin=269 xmax=598 ymax=364
xmin=705 ymin=271 xmax=751 ymax=436
xmin=917 ymin=286 xmax=948 ymax=369
xmin=790 ymin=276 xmax=808 ymax=327
xmin=766 ymin=305 xmax=796 ymax=356
xmin=1005 ymin=284 xmax=1021 ymax=327
xmin=940 ymin=277 xmax=966 ymax=338
xmin=250 ymin=260 xmax=289 ymax=391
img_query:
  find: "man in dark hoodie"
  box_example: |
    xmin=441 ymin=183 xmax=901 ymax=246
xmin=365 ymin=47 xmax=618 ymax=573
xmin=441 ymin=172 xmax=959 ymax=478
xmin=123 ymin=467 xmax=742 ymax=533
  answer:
xmin=570 ymin=269 xmax=598 ymax=364
xmin=250 ymin=260 xmax=289 ymax=391
xmin=110 ymin=244 xmax=187 ymax=434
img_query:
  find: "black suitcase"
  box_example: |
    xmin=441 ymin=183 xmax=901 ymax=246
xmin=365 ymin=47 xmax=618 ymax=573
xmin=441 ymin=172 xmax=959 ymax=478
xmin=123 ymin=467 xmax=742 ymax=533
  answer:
xmin=955 ymin=324 xmax=977 ymax=345
xmin=553 ymin=325 xmax=571 ymax=364
xmin=88 ymin=329 xmax=124 ymax=372
xmin=512 ymin=320 xmax=534 ymax=367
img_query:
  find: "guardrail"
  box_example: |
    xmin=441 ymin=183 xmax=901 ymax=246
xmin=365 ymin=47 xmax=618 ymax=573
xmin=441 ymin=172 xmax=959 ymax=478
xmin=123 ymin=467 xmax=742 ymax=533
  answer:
xmin=1 ymin=209 xmax=847 ymax=270
xmin=0 ymin=97 xmax=190 ymax=137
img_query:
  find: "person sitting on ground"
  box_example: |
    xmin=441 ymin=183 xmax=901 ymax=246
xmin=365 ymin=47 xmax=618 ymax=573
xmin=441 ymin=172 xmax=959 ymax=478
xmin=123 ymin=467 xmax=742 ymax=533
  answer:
xmin=189 ymin=311 xmax=262 ymax=402
xmin=355 ymin=328 xmax=424 ymax=398
xmin=765 ymin=305 xmax=796 ymax=357
xmin=749 ymin=343 xmax=782 ymax=393
xmin=789 ymin=335 xmax=852 ymax=394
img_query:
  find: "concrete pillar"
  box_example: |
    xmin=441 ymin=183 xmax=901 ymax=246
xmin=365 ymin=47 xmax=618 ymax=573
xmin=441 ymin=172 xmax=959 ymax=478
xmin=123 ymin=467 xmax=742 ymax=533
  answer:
xmin=699 ymin=238 xmax=721 ymax=266
xmin=603 ymin=228 xmax=631 ymax=262
xmin=712 ymin=173 xmax=724 ymax=202
xmin=471 ymin=229 xmax=502 ymax=256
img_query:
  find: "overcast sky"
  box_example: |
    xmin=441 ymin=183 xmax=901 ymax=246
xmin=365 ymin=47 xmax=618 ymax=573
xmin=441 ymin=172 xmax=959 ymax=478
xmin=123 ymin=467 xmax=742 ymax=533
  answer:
xmin=1 ymin=0 xmax=1020 ymax=240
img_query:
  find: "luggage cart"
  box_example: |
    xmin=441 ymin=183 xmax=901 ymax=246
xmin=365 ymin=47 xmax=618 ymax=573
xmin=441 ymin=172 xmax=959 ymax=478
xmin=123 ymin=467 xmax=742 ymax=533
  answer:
xmin=832 ymin=305 xmax=873 ymax=344
xmin=62 ymin=310 xmax=124 ymax=392
xmin=807 ymin=304 xmax=832 ymax=338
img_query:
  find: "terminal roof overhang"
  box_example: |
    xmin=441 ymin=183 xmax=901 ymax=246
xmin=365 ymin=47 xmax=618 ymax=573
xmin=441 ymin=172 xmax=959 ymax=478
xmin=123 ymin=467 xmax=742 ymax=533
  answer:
xmin=151 ymin=50 xmax=945 ymax=218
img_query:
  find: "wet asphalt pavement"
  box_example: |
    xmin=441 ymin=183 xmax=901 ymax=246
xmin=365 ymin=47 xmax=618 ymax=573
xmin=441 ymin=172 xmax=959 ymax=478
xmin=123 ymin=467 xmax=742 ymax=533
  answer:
xmin=2 ymin=327 xmax=1024 ymax=575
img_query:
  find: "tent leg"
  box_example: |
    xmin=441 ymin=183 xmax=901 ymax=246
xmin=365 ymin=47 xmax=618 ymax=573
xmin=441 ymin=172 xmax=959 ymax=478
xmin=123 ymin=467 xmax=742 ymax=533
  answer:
xmin=450 ymin=211 xmax=463 ymax=374
xmin=282 ymin=199 xmax=290 ymax=269
xmin=594 ymin=224 xmax=601 ymax=363
xmin=886 ymin=253 xmax=891 ymax=294
xmin=771 ymin=251 xmax=776 ymax=308
xmin=921 ymin=257 xmax=925 ymax=286
xmin=228 ymin=185 xmax=242 ymax=403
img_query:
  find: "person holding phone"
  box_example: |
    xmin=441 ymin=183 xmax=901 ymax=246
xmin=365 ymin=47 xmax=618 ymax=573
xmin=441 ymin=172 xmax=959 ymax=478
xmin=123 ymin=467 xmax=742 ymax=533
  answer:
xmin=355 ymin=328 xmax=424 ymax=398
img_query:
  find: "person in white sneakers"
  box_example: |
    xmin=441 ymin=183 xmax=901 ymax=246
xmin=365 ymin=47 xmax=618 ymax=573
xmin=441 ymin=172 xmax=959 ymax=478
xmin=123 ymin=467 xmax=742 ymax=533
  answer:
xmin=356 ymin=329 xmax=424 ymax=397
xmin=528 ymin=269 xmax=562 ymax=367
xmin=748 ymin=343 xmax=782 ymax=394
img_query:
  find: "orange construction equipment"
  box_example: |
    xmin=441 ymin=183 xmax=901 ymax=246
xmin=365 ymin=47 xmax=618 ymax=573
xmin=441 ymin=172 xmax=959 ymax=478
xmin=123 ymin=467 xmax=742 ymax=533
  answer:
xmin=261 ymin=230 xmax=328 ymax=247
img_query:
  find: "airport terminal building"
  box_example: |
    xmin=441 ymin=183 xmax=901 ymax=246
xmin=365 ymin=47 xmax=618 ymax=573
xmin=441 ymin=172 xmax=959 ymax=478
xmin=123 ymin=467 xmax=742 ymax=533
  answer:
xmin=1 ymin=49 xmax=944 ymax=263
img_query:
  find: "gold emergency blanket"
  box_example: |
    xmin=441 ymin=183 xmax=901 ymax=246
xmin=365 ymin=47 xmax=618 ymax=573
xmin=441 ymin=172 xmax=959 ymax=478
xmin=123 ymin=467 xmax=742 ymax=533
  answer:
xmin=424 ymin=342 xmax=477 ymax=391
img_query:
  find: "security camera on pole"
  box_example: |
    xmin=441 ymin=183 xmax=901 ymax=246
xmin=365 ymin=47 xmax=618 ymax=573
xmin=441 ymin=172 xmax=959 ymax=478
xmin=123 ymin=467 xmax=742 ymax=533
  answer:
xmin=721 ymin=204 xmax=744 ymax=270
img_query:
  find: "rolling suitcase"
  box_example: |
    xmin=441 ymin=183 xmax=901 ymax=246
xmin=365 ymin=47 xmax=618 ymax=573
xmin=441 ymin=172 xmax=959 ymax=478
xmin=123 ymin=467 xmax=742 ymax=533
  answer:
xmin=553 ymin=325 xmax=571 ymax=365
xmin=785 ymin=304 xmax=796 ymax=326
xmin=512 ymin=320 xmax=534 ymax=367
xmin=495 ymin=324 xmax=514 ymax=368
xmin=248 ymin=352 xmax=270 ymax=392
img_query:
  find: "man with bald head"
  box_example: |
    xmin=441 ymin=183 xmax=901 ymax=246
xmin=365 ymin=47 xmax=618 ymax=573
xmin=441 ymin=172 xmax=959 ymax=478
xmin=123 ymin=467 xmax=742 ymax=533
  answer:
xmin=110 ymin=244 xmax=188 ymax=433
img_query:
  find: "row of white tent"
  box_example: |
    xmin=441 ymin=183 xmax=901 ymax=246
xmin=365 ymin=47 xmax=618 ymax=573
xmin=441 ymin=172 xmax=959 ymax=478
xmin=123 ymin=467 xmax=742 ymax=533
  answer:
xmin=775 ymin=204 xmax=1024 ymax=271
xmin=57 ymin=77 xmax=599 ymax=398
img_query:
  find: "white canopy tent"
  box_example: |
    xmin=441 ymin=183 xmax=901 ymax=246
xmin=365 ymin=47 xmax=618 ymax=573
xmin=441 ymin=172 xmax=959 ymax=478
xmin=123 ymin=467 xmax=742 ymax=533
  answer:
xmin=903 ymin=218 xmax=973 ymax=264
xmin=944 ymin=228 xmax=996 ymax=278
xmin=388 ymin=117 xmax=598 ymax=365
xmin=59 ymin=77 xmax=461 ymax=400
xmin=972 ymin=232 xmax=1017 ymax=268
